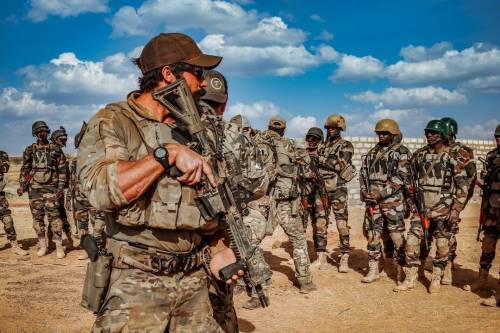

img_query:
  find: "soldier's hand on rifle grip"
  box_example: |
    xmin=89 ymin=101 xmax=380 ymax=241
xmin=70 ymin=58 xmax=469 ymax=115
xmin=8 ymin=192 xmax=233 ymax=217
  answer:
xmin=210 ymin=247 xmax=244 ymax=284
xmin=165 ymin=144 xmax=217 ymax=187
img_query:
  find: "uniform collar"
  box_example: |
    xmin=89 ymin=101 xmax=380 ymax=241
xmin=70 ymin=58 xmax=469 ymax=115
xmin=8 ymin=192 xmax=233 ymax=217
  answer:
xmin=127 ymin=91 xmax=162 ymax=122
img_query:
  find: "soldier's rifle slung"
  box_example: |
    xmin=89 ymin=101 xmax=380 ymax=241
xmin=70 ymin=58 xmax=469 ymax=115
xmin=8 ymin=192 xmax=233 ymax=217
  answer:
xmin=408 ymin=162 xmax=431 ymax=250
xmin=476 ymin=157 xmax=491 ymax=241
xmin=152 ymin=79 xmax=271 ymax=308
xmin=360 ymin=155 xmax=375 ymax=219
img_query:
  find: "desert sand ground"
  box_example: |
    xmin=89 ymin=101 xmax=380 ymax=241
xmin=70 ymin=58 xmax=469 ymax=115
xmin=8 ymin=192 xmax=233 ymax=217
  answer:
xmin=0 ymin=164 xmax=499 ymax=332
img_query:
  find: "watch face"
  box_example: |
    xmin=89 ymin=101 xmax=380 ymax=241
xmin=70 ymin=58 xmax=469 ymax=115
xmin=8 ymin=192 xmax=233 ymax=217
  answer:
xmin=155 ymin=147 xmax=167 ymax=159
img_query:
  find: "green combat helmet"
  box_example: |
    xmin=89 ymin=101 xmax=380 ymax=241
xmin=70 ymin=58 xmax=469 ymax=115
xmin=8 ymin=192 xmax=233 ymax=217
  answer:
xmin=495 ymin=124 xmax=500 ymax=136
xmin=441 ymin=117 xmax=458 ymax=137
xmin=324 ymin=114 xmax=346 ymax=131
xmin=32 ymin=120 xmax=50 ymax=136
xmin=268 ymin=116 xmax=286 ymax=130
xmin=425 ymin=119 xmax=449 ymax=139
xmin=306 ymin=127 xmax=324 ymax=141
xmin=375 ymin=119 xmax=400 ymax=135
xmin=51 ymin=126 xmax=68 ymax=142
xmin=230 ymin=114 xmax=251 ymax=129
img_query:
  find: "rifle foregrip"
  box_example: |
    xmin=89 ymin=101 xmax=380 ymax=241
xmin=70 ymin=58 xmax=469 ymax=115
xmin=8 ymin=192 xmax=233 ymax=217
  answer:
xmin=218 ymin=261 xmax=245 ymax=281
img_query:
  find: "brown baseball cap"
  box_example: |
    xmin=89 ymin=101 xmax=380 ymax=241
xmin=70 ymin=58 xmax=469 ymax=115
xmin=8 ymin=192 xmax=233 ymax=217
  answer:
xmin=201 ymin=70 xmax=228 ymax=104
xmin=138 ymin=33 xmax=222 ymax=74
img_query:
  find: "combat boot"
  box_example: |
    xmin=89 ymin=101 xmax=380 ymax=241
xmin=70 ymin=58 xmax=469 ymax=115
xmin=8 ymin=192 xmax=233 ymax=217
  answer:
xmin=394 ymin=266 xmax=418 ymax=292
xmin=55 ymin=240 xmax=65 ymax=259
xmin=338 ymin=253 xmax=350 ymax=273
xmin=481 ymin=282 xmax=500 ymax=307
xmin=65 ymin=231 xmax=74 ymax=250
xmin=298 ymin=276 xmax=317 ymax=294
xmin=242 ymin=297 xmax=262 ymax=310
xmin=441 ymin=262 xmax=453 ymax=285
xmin=37 ymin=237 xmax=47 ymax=257
xmin=361 ymin=259 xmax=380 ymax=283
xmin=313 ymin=252 xmax=329 ymax=270
xmin=429 ymin=266 xmax=443 ymax=294
xmin=470 ymin=268 xmax=490 ymax=292
xmin=9 ymin=240 xmax=28 ymax=256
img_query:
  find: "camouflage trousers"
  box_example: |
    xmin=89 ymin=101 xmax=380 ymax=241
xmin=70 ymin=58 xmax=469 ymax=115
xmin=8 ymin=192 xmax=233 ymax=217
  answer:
xmin=0 ymin=192 xmax=17 ymax=241
xmin=271 ymin=198 xmax=312 ymax=283
xmin=57 ymin=194 xmax=72 ymax=234
xmin=93 ymin=266 xmax=224 ymax=333
xmin=327 ymin=187 xmax=350 ymax=254
xmin=405 ymin=211 xmax=453 ymax=269
xmin=304 ymin=192 xmax=328 ymax=252
xmin=208 ymin=278 xmax=238 ymax=333
xmin=362 ymin=196 xmax=406 ymax=263
xmin=74 ymin=193 xmax=106 ymax=247
xmin=28 ymin=187 xmax=63 ymax=241
xmin=479 ymin=206 xmax=500 ymax=272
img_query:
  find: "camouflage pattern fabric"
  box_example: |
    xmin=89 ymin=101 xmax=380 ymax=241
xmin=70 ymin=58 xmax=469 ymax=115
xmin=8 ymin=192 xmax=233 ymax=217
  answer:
xmin=479 ymin=147 xmax=500 ymax=272
xmin=93 ymin=267 xmax=224 ymax=333
xmin=360 ymin=142 xmax=410 ymax=263
xmin=404 ymin=145 xmax=469 ymax=269
xmin=318 ymin=137 xmax=355 ymax=254
xmin=19 ymin=142 xmax=66 ymax=240
xmin=0 ymin=151 xmax=17 ymax=241
xmin=304 ymin=192 xmax=328 ymax=251
xmin=208 ymin=279 xmax=238 ymax=333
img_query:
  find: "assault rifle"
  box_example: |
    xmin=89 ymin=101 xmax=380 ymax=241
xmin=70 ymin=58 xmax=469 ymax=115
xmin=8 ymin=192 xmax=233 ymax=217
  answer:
xmin=153 ymin=79 xmax=271 ymax=307
xmin=476 ymin=157 xmax=491 ymax=241
xmin=408 ymin=162 xmax=430 ymax=250
xmin=310 ymin=155 xmax=331 ymax=224
xmin=360 ymin=155 xmax=375 ymax=218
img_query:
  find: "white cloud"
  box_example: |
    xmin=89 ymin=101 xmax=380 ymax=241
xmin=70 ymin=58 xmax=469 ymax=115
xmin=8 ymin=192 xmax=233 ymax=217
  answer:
xmin=386 ymin=43 xmax=500 ymax=85
xmin=348 ymin=86 xmax=467 ymax=109
xmin=461 ymin=119 xmax=500 ymax=139
xmin=315 ymin=29 xmax=334 ymax=41
xmin=226 ymin=101 xmax=281 ymax=131
xmin=399 ymin=42 xmax=453 ymax=62
xmin=20 ymin=52 xmax=139 ymax=104
xmin=287 ymin=115 xmax=318 ymax=138
xmin=331 ymin=54 xmax=385 ymax=81
xmin=461 ymin=75 xmax=500 ymax=93
xmin=310 ymin=14 xmax=324 ymax=22
xmin=200 ymin=35 xmax=338 ymax=75
xmin=27 ymin=0 xmax=109 ymax=22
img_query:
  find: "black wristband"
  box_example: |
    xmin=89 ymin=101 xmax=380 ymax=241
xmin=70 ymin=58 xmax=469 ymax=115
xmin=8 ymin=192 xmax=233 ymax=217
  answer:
xmin=153 ymin=147 xmax=170 ymax=172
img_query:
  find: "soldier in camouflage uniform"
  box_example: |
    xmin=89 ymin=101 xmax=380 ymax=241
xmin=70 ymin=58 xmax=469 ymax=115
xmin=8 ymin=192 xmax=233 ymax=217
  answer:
xmin=318 ymin=114 xmax=356 ymax=273
xmin=78 ymin=33 xmax=243 ymax=332
xmin=439 ymin=117 xmax=476 ymax=285
xmin=395 ymin=120 xmax=469 ymax=294
xmin=359 ymin=119 xmax=409 ymax=284
xmin=49 ymin=126 xmax=74 ymax=250
xmin=18 ymin=121 xmax=67 ymax=259
xmin=472 ymin=124 xmax=500 ymax=307
xmin=301 ymin=127 xmax=330 ymax=270
xmin=259 ymin=116 xmax=316 ymax=293
xmin=0 ymin=151 xmax=28 ymax=256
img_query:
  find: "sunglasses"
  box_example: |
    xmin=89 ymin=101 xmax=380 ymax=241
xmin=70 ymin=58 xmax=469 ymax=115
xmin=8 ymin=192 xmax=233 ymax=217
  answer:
xmin=171 ymin=63 xmax=204 ymax=79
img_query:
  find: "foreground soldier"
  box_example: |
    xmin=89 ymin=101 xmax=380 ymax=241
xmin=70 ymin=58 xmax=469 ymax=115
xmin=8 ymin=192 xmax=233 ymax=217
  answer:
xmin=260 ymin=116 xmax=316 ymax=292
xmin=474 ymin=124 xmax=500 ymax=307
xmin=318 ymin=115 xmax=356 ymax=272
xmin=50 ymin=126 xmax=74 ymax=250
xmin=18 ymin=121 xmax=67 ymax=258
xmin=78 ymin=33 xmax=241 ymax=332
xmin=396 ymin=120 xmax=469 ymax=293
xmin=302 ymin=127 xmax=330 ymax=270
xmin=439 ymin=117 xmax=475 ymax=285
xmin=360 ymin=119 xmax=409 ymax=283
xmin=0 ymin=151 xmax=28 ymax=256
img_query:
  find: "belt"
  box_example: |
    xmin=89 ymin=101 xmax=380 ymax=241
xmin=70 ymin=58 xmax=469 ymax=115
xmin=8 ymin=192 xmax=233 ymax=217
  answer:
xmin=107 ymin=238 xmax=209 ymax=274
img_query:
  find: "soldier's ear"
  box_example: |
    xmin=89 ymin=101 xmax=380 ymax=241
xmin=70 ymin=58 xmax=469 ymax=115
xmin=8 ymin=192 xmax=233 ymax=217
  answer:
xmin=161 ymin=66 xmax=176 ymax=84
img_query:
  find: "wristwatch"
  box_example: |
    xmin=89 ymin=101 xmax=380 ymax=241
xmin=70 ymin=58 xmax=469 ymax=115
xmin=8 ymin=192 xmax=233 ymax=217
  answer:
xmin=153 ymin=146 xmax=170 ymax=172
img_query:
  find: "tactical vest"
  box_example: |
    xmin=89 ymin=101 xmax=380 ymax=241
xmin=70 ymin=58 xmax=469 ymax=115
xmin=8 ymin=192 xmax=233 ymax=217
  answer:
xmin=266 ymin=133 xmax=299 ymax=199
xmin=30 ymin=143 xmax=57 ymax=184
xmin=318 ymin=138 xmax=355 ymax=191
xmin=416 ymin=148 xmax=454 ymax=208
xmin=103 ymin=102 xmax=217 ymax=231
xmin=366 ymin=144 xmax=400 ymax=184
xmin=486 ymin=148 xmax=500 ymax=208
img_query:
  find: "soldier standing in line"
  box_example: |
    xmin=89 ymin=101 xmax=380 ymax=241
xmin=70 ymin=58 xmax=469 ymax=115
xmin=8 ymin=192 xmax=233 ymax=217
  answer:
xmin=301 ymin=127 xmax=330 ymax=270
xmin=18 ymin=121 xmax=67 ymax=259
xmin=359 ymin=119 xmax=410 ymax=284
xmin=78 ymin=33 xmax=243 ymax=331
xmin=471 ymin=124 xmax=500 ymax=307
xmin=49 ymin=126 xmax=74 ymax=250
xmin=395 ymin=120 xmax=469 ymax=293
xmin=439 ymin=117 xmax=476 ymax=285
xmin=259 ymin=116 xmax=316 ymax=293
xmin=0 ymin=151 xmax=28 ymax=256
xmin=318 ymin=114 xmax=356 ymax=273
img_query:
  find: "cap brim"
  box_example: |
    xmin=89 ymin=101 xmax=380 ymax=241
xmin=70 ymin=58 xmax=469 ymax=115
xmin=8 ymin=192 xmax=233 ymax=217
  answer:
xmin=185 ymin=54 xmax=222 ymax=69
xmin=201 ymin=92 xmax=227 ymax=104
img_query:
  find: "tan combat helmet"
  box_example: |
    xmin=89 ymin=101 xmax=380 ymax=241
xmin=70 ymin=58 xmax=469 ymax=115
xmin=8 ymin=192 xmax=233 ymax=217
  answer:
xmin=268 ymin=116 xmax=286 ymax=130
xmin=324 ymin=114 xmax=346 ymax=131
xmin=230 ymin=114 xmax=251 ymax=129
xmin=374 ymin=119 xmax=400 ymax=135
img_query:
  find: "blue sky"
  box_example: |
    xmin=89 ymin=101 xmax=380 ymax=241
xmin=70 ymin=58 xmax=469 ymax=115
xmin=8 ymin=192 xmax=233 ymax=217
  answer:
xmin=1 ymin=0 xmax=499 ymax=154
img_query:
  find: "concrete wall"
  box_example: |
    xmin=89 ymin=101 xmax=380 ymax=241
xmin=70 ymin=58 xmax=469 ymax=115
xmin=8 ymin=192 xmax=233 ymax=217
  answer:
xmin=344 ymin=136 xmax=496 ymax=206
